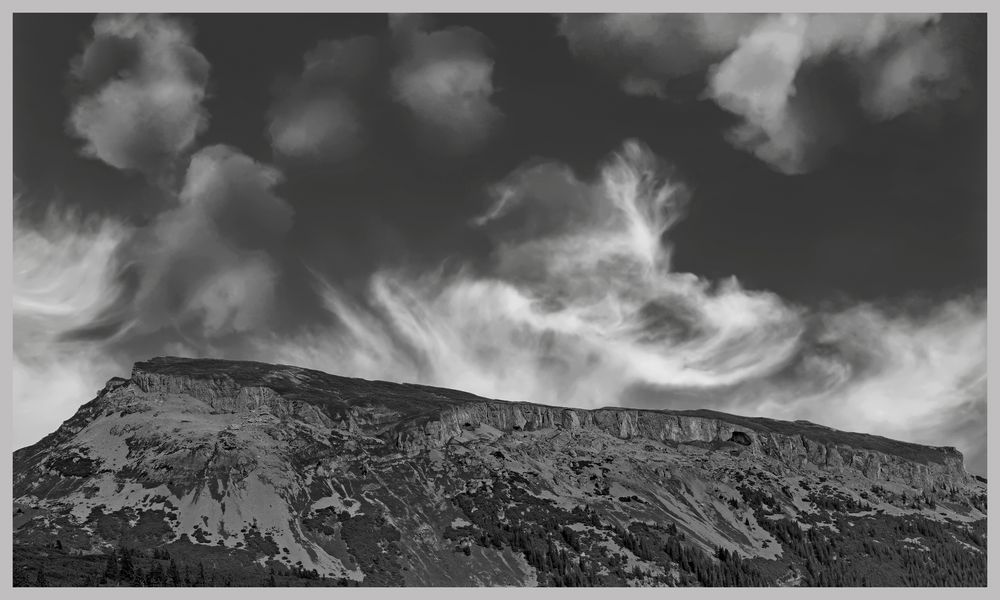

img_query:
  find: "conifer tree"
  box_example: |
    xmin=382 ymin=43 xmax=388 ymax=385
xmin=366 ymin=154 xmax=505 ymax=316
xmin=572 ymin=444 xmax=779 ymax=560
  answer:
xmin=119 ymin=545 xmax=135 ymax=581
xmin=104 ymin=552 xmax=119 ymax=584
xmin=168 ymin=558 xmax=181 ymax=586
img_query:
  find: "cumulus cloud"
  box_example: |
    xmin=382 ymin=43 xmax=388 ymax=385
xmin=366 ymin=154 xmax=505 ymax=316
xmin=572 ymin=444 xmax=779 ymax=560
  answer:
xmin=124 ymin=145 xmax=292 ymax=337
xmin=67 ymin=14 xmax=210 ymax=176
xmin=178 ymin=145 xmax=292 ymax=247
xmin=20 ymin=146 xmax=293 ymax=346
xmin=267 ymin=17 xmax=501 ymax=159
xmin=705 ymin=13 xmax=952 ymax=173
xmin=559 ymin=14 xmax=761 ymax=98
xmin=269 ymin=94 xmax=363 ymax=161
xmin=267 ymin=36 xmax=379 ymax=161
xmin=706 ymin=15 xmax=813 ymax=172
xmin=13 ymin=146 xmax=294 ymax=446
xmin=16 ymin=12 xmax=298 ymax=449
xmin=390 ymin=20 xmax=502 ymax=153
xmin=16 ymin=12 xmax=989 ymax=469
xmin=560 ymin=13 xmax=973 ymax=173
xmin=856 ymin=19 xmax=969 ymax=120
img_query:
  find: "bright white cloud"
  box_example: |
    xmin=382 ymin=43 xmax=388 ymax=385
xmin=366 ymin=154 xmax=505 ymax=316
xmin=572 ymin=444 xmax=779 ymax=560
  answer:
xmin=267 ymin=141 xmax=805 ymax=400
xmin=13 ymin=208 xmax=131 ymax=450
xmin=706 ymin=13 xmax=950 ymax=173
xmin=742 ymin=297 xmax=987 ymax=471
xmin=13 ymin=139 xmax=986 ymax=474
xmin=12 ymin=145 xmax=293 ymax=447
xmin=265 ymin=141 xmax=985 ymax=472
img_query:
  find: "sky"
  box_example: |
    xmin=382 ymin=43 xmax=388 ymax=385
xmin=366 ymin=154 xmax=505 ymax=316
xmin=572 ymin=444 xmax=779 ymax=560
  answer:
xmin=12 ymin=13 xmax=987 ymax=473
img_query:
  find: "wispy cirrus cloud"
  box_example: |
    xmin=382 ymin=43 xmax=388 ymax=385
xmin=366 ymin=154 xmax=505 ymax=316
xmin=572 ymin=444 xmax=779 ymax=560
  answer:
xmin=17 ymin=14 xmax=303 ymax=451
xmin=14 ymin=139 xmax=986 ymax=473
xmin=13 ymin=203 xmax=132 ymax=450
xmin=12 ymin=145 xmax=294 ymax=448
xmin=264 ymin=141 xmax=986 ymax=472
xmin=15 ymin=15 xmax=985 ymax=478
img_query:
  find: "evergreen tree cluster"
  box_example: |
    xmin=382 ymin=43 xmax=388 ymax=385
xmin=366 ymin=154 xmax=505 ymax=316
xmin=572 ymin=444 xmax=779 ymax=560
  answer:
xmin=450 ymin=474 xmax=775 ymax=586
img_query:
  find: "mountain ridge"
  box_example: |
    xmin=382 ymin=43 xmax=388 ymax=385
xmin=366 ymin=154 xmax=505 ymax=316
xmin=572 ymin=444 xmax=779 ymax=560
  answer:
xmin=116 ymin=356 xmax=966 ymax=464
xmin=119 ymin=357 xmax=969 ymax=480
xmin=13 ymin=356 xmax=987 ymax=587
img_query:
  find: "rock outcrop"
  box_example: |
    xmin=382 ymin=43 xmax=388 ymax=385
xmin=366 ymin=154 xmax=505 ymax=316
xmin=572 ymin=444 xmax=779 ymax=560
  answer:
xmin=77 ymin=357 xmax=970 ymax=491
xmin=13 ymin=357 xmax=987 ymax=587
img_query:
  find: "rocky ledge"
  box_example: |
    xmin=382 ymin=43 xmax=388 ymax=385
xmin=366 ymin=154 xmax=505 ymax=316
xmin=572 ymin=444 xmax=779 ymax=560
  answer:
xmin=76 ymin=357 xmax=972 ymax=490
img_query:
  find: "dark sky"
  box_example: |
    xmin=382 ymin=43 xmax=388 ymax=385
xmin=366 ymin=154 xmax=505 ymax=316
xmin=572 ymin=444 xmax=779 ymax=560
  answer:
xmin=15 ymin=13 xmax=986 ymax=305
xmin=12 ymin=13 xmax=988 ymax=473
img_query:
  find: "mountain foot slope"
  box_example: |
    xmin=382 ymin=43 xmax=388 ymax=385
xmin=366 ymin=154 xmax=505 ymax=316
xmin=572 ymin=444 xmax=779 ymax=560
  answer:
xmin=13 ymin=357 xmax=987 ymax=586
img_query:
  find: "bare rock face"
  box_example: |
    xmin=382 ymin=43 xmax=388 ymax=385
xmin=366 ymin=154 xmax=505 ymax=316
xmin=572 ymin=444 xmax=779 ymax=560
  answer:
xmin=384 ymin=381 xmax=970 ymax=491
xmin=13 ymin=357 xmax=987 ymax=587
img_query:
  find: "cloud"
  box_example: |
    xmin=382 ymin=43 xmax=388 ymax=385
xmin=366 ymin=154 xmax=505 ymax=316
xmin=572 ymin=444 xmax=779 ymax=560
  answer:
xmin=13 ymin=206 xmax=132 ymax=451
xmin=13 ymin=145 xmax=294 ymax=447
xmin=25 ymin=146 xmax=294 ymax=343
xmin=177 ymin=145 xmax=292 ymax=247
xmin=705 ymin=14 xmax=815 ymax=173
xmin=268 ymin=18 xmax=502 ymax=159
xmin=124 ymin=145 xmax=292 ymax=337
xmin=267 ymin=36 xmax=379 ymax=162
xmin=67 ymin=14 xmax=210 ymax=176
xmin=856 ymin=19 xmax=970 ymax=120
xmin=263 ymin=141 xmax=984 ymax=472
xmin=559 ymin=14 xmax=761 ymax=98
xmin=390 ymin=21 xmax=502 ymax=153
xmin=268 ymin=140 xmax=803 ymax=398
xmin=14 ymin=207 xmax=130 ymax=340
xmin=705 ymin=13 xmax=951 ymax=173
xmin=388 ymin=13 xmax=433 ymax=36
xmin=741 ymin=297 xmax=987 ymax=472
xmin=821 ymin=300 xmax=985 ymax=437
xmin=181 ymin=254 xmax=280 ymax=337
xmin=13 ymin=354 xmax=123 ymax=451
xmin=560 ymin=13 xmax=974 ymax=173
xmin=268 ymin=94 xmax=363 ymax=161
xmin=14 ymin=138 xmax=985 ymax=472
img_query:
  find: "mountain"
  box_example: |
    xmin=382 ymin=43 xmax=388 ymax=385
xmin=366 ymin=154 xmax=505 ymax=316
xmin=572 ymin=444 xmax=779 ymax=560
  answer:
xmin=13 ymin=357 xmax=987 ymax=587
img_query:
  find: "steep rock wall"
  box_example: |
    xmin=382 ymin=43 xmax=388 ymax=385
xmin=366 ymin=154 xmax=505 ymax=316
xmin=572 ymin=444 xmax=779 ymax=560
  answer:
xmin=113 ymin=361 xmax=974 ymax=491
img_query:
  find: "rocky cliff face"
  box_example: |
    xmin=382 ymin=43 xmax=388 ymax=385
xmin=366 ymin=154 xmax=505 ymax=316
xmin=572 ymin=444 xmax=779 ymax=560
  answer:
xmin=391 ymin=401 xmax=969 ymax=490
xmin=13 ymin=357 xmax=987 ymax=587
xmin=127 ymin=357 xmax=970 ymax=489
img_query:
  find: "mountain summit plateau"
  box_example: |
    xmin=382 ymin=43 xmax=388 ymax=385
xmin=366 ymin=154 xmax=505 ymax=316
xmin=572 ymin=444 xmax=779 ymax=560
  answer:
xmin=13 ymin=357 xmax=987 ymax=586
